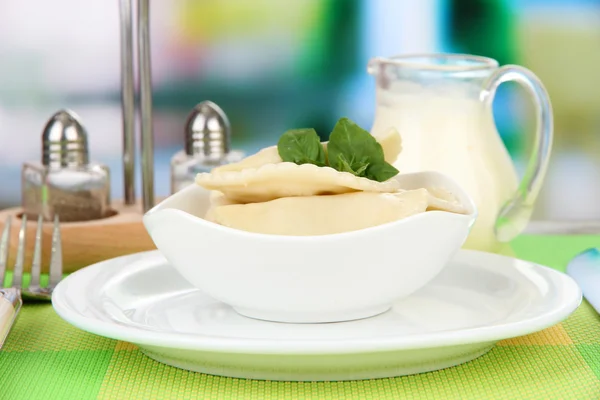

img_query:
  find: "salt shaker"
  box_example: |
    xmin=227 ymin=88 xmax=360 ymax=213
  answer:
xmin=21 ymin=110 xmax=111 ymax=222
xmin=170 ymin=101 xmax=244 ymax=193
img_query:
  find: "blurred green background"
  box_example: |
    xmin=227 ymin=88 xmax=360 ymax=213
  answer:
xmin=0 ymin=0 xmax=598 ymax=222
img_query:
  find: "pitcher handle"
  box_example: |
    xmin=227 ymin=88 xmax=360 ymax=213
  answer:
xmin=480 ymin=65 xmax=553 ymax=242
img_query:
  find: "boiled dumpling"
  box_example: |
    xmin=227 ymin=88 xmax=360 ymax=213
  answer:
xmin=425 ymin=186 xmax=466 ymax=214
xmin=377 ymin=127 xmax=402 ymax=164
xmin=198 ymin=128 xmax=403 ymax=202
xmin=212 ymin=146 xmax=283 ymax=173
xmin=206 ymin=189 xmax=431 ymax=236
xmin=212 ymin=127 xmax=402 ymax=174
xmin=196 ymin=162 xmax=401 ymax=203
xmin=209 ymin=190 xmax=238 ymax=206
xmin=204 ymin=190 xmax=239 ymax=222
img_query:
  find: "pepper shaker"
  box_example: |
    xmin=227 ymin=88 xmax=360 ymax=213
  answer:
xmin=170 ymin=101 xmax=245 ymax=193
xmin=21 ymin=110 xmax=112 ymax=222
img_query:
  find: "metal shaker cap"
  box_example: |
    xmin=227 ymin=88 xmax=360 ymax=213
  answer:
xmin=185 ymin=101 xmax=231 ymax=157
xmin=42 ymin=109 xmax=89 ymax=167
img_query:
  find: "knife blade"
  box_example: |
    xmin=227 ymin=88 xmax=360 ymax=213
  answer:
xmin=566 ymin=248 xmax=600 ymax=315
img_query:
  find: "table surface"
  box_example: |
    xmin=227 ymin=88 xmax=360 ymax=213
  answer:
xmin=1 ymin=235 xmax=599 ymax=400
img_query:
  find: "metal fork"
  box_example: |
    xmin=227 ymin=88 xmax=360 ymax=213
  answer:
xmin=0 ymin=214 xmax=63 ymax=349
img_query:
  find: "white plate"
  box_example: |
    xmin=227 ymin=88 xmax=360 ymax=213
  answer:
xmin=52 ymin=249 xmax=581 ymax=381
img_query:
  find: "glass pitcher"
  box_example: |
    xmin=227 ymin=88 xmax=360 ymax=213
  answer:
xmin=368 ymin=54 xmax=552 ymax=253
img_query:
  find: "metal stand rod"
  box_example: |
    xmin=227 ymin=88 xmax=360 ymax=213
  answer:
xmin=119 ymin=0 xmax=136 ymax=205
xmin=138 ymin=0 xmax=154 ymax=212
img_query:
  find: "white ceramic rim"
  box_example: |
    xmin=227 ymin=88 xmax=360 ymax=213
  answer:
xmin=51 ymin=249 xmax=581 ymax=355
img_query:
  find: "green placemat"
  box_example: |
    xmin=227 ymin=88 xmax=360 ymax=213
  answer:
xmin=1 ymin=235 xmax=599 ymax=400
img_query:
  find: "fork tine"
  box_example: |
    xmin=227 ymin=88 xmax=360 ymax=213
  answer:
xmin=48 ymin=215 xmax=62 ymax=288
xmin=29 ymin=215 xmax=43 ymax=289
xmin=0 ymin=216 xmax=11 ymax=287
xmin=12 ymin=215 xmax=26 ymax=289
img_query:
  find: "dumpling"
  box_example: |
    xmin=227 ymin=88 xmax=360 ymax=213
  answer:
xmin=196 ymin=162 xmax=401 ymax=203
xmin=377 ymin=127 xmax=402 ymax=164
xmin=209 ymin=190 xmax=237 ymax=206
xmin=206 ymin=189 xmax=431 ymax=236
xmin=425 ymin=186 xmax=465 ymax=214
xmin=212 ymin=127 xmax=402 ymax=173
xmin=197 ymin=128 xmax=403 ymax=203
xmin=211 ymin=146 xmax=282 ymax=173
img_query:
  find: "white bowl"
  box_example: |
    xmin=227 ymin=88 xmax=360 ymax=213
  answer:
xmin=143 ymin=171 xmax=477 ymax=323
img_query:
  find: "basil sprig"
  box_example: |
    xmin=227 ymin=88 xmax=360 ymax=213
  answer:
xmin=276 ymin=128 xmax=326 ymax=167
xmin=277 ymin=117 xmax=399 ymax=182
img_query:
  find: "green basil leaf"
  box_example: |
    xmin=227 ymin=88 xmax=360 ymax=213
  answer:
xmin=327 ymin=118 xmax=386 ymax=171
xmin=277 ymin=128 xmax=326 ymax=166
xmin=335 ymin=154 xmax=370 ymax=177
xmin=336 ymin=154 xmax=355 ymax=174
xmin=276 ymin=118 xmax=399 ymax=182
xmin=366 ymin=162 xmax=400 ymax=182
xmin=327 ymin=117 xmax=398 ymax=181
xmin=354 ymin=163 xmax=370 ymax=176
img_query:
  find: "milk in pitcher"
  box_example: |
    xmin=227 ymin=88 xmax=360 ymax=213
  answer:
xmin=368 ymin=54 xmax=552 ymax=253
xmin=371 ymin=83 xmax=518 ymax=252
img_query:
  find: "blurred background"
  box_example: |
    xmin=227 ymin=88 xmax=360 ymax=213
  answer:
xmin=0 ymin=0 xmax=598 ymax=224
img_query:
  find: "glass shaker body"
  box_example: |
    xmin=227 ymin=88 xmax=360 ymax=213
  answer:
xmin=22 ymin=161 xmax=111 ymax=222
xmin=170 ymin=150 xmax=245 ymax=193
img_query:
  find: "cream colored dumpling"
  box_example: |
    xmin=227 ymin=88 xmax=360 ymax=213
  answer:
xmin=209 ymin=190 xmax=238 ymax=206
xmin=212 ymin=128 xmax=402 ymax=173
xmin=205 ymin=191 xmax=239 ymax=222
xmin=207 ymin=189 xmax=430 ymax=236
xmin=377 ymin=127 xmax=403 ymax=164
xmin=212 ymin=146 xmax=282 ymax=173
xmin=196 ymin=163 xmax=401 ymax=203
xmin=425 ymin=187 xmax=467 ymax=214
